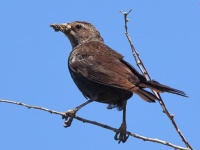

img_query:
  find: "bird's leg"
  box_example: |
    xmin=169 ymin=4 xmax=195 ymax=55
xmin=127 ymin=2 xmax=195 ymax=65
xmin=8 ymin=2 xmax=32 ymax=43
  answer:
xmin=63 ymin=99 xmax=93 ymax=127
xmin=114 ymin=102 xmax=129 ymax=143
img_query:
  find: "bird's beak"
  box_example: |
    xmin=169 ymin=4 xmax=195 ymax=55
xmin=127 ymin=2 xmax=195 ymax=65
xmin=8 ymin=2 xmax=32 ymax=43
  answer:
xmin=50 ymin=23 xmax=71 ymax=32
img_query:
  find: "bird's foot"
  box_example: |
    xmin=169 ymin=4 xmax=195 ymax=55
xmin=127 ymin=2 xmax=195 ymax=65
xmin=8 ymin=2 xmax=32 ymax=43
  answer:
xmin=62 ymin=100 xmax=93 ymax=128
xmin=62 ymin=109 xmax=77 ymax=128
xmin=114 ymin=122 xmax=129 ymax=143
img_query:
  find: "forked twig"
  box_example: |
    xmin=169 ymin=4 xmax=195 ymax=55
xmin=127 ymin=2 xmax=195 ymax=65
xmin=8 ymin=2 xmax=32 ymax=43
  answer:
xmin=119 ymin=9 xmax=193 ymax=150
xmin=0 ymin=99 xmax=190 ymax=150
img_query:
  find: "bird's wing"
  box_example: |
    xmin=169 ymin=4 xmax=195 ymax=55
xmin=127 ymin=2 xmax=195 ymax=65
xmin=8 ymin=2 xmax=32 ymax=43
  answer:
xmin=69 ymin=43 xmax=145 ymax=91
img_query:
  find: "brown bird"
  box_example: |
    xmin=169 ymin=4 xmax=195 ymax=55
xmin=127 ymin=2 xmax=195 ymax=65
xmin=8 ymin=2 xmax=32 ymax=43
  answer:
xmin=50 ymin=21 xmax=187 ymax=143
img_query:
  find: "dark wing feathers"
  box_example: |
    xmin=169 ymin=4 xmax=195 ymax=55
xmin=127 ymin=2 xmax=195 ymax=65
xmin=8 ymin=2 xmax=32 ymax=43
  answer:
xmin=69 ymin=41 xmax=141 ymax=91
xmin=69 ymin=41 xmax=187 ymax=99
xmin=70 ymin=54 xmax=138 ymax=90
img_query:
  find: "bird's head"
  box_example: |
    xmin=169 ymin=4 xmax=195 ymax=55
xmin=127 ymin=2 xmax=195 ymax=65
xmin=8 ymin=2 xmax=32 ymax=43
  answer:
xmin=50 ymin=21 xmax=104 ymax=48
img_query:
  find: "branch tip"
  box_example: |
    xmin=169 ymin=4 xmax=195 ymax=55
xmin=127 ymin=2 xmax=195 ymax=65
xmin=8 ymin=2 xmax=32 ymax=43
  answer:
xmin=119 ymin=10 xmax=193 ymax=150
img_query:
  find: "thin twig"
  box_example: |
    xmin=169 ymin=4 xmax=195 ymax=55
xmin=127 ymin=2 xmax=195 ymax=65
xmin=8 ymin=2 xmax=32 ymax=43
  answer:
xmin=0 ymin=99 xmax=64 ymax=115
xmin=0 ymin=99 xmax=189 ymax=150
xmin=119 ymin=9 xmax=193 ymax=150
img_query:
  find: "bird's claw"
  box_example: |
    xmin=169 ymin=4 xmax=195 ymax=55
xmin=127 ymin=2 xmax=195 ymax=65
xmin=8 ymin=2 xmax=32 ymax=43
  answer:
xmin=114 ymin=122 xmax=129 ymax=143
xmin=62 ymin=109 xmax=77 ymax=128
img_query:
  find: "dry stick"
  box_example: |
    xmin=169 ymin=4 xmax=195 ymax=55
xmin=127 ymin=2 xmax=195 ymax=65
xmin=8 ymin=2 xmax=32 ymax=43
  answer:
xmin=120 ymin=9 xmax=193 ymax=150
xmin=0 ymin=99 xmax=189 ymax=150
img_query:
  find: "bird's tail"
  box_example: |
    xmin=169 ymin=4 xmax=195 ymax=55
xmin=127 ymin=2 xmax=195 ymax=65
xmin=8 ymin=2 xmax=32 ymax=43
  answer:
xmin=134 ymin=80 xmax=188 ymax=103
xmin=135 ymin=89 xmax=158 ymax=102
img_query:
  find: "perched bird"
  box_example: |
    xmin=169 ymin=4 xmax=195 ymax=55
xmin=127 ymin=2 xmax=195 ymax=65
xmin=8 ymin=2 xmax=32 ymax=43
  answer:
xmin=50 ymin=21 xmax=187 ymax=143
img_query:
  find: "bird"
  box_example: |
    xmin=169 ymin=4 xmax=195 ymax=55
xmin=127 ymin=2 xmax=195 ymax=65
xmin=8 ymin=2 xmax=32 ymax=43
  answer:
xmin=50 ymin=21 xmax=187 ymax=143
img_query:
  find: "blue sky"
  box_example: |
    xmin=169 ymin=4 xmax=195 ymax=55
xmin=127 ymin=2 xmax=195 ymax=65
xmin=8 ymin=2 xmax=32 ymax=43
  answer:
xmin=0 ymin=0 xmax=199 ymax=149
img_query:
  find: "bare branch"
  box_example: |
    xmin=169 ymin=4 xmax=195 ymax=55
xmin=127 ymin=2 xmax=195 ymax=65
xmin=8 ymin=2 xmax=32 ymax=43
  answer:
xmin=0 ymin=99 xmax=64 ymax=115
xmin=0 ymin=99 xmax=190 ymax=150
xmin=119 ymin=10 xmax=193 ymax=150
xmin=75 ymin=116 xmax=190 ymax=150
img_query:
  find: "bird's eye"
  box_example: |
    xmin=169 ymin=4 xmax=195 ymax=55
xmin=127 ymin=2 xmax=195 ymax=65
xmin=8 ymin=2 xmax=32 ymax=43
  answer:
xmin=76 ymin=24 xmax=82 ymax=29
